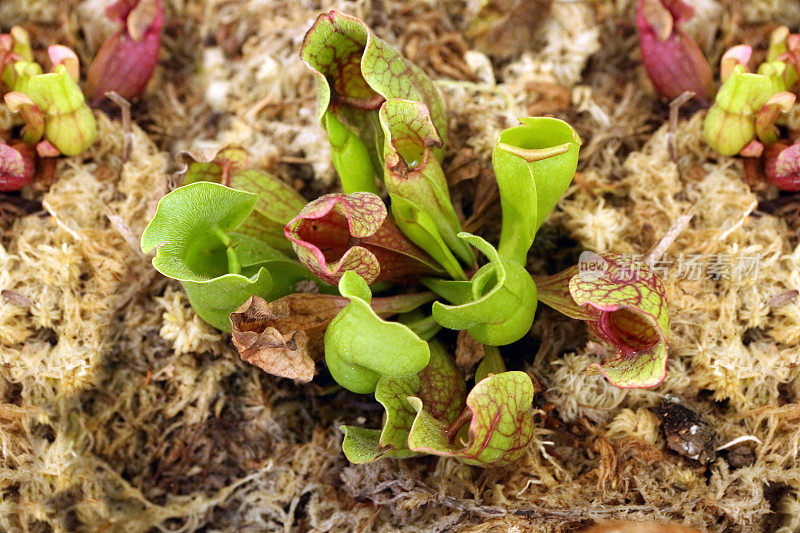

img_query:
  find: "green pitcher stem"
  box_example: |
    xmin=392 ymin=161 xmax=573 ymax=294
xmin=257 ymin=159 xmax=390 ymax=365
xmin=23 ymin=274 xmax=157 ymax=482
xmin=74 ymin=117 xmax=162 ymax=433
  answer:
xmin=212 ymin=227 xmax=241 ymax=275
xmin=371 ymin=291 xmax=436 ymax=315
xmin=325 ymin=112 xmax=380 ymax=195
xmin=225 ymin=247 xmax=241 ymax=275
xmin=211 ymin=226 xmax=230 ymax=246
xmin=400 ymin=314 xmax=440 ymax=340
xmin=438 ymin=253 xmax=468 ymax=281
xmin=497 ymin=233 xmax=531 ymax=267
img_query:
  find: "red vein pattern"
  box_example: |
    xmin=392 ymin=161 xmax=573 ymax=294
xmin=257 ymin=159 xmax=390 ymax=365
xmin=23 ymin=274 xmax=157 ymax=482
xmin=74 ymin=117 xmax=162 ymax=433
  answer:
xmin=569 ymin=254 xmax=670 ymax=388
xmin=285 ymin=192 xmax=438 ymax=284
xmin=406 ymin=371 xmax=535 ymax=466
xmin=300 ymin=10 xmax=447 ymax=154
xmin=538 ymin=254 xmax=670 ymax=388
xmin=341 ymin=341 xmax=465 ymax=463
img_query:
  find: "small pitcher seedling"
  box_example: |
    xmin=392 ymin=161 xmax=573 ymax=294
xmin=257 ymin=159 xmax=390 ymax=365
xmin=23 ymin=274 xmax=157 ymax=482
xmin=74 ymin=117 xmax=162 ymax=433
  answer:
xmin=2 ymin=28 xmax=96 ymax=156
xmin=537 ymin=254 xmax=670 ymax=388
xmin=141 ymin=153 xmax=334 ymax=331
xmin=379 ymin=98 xmax=474 ymax=274
xmin=324 ymin=271 xmax=433 ymax=394
xmin=285 ymin=191 xmax=442 ymax=284
xmin=87 ymin=0 xmax=163 ymax=104
xmin=301 ymin=11 xmax=447 ymax=194
xmin=423 ymin=233 xmax=539 ymax=346
xmin=636 ymin=0 xmax=713 ymax=103
xmin=1 ymin=27 xmax=97 ymax=190
xmin=704 ymin=27 xmax=799 ymax=162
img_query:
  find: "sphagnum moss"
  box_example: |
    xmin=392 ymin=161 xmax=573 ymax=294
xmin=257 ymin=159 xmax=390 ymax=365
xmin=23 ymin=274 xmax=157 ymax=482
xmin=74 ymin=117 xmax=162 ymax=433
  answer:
xmin=2 ymin=0 xmax=800 ymax=531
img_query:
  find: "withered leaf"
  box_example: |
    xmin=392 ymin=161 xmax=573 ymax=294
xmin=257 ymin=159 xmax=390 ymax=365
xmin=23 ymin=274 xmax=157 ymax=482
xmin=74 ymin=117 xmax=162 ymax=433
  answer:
xmin=465 ymin=0 xmax=552 ymax=58
xmin=455 ymin=330 xmax=484 ymax=371
xmin=1 ymin=289 xmax=32 ymax=307
xmin=237 ymin=328 xmax=313 ymax=381
xmin=230 ymin=294 xmax=349 ymax=381
xmin=447 ymin=148 xmax=481 ymax=186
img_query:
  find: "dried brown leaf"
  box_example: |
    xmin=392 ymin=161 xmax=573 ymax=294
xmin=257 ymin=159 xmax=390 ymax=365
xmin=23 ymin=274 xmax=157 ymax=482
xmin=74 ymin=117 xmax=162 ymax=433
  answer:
xmin=393 ymin=5 xmax=477 ymax=82
xmin=237 ymin=328 xmax=313 ymax=381
xmin=463 ymin=169 xmax=500 ymax=233
xmin=767 ymin=289 xmax=799 ymax=307
xmin=525 ymin=81 xmax=571 ymax=116
xmin=230 ymin=294 xmax=349 ymax=381
xmin=447 ymin=149 xmax=481 ymax=186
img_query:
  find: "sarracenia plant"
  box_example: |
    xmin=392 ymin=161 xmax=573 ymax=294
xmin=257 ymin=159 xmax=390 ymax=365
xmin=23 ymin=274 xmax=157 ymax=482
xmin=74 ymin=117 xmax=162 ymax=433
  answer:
xmin=704 ymin=27 xmax=798 ymax=158
xmin=86 ymin=0 xmax=163 ymax=105
xmin=535 ymin=253 xmax=670 ymax=388
xmin=703 ymin=27 xmax=800 ymax=191
xmin=141 ymin=11 xmax=672 ymax=466
xmin=379 ymin=98 xmax=474 ymax=276
xmin=635 ymin=0 xmax=713 ymax=104
xmin=1 ymin=27 xmax=96 ymax=158
xmin=141 ymin=158 xmax=334 ymax=331
xmin=300 ymin=10 xmax=447 ymax=195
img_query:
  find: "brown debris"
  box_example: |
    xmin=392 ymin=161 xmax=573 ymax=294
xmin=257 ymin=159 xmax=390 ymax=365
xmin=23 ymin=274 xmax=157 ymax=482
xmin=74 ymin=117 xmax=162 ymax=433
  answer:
xmin=462 ymin=168 xmax=501 ymax=233
xmin=455 ymin=330 xmax=484 ymax=372
xmin=759 ymin=192 xmax=800 ymax=242
xmin=446 ymin=148 xmax=482 ymax=186
xmin=526 ymin=80 xmax=572 ymax=116
xmin=0 ymin=193 xmax=41 ymax=236
xmin=392 ymin=4 xmax=477 ymax=81
xmin=724 ymin=443 xmax=757 ymax=469
xmin=230 ymin=294 xmax=349 ymax=381
xmin=651 ymin=401 xmax=716 ymax=464
xmin=767 ymin=289 xmax=799 ymax=308
xmin=1 ymin=289 xmax=32 ymax=307
xmin=464 ymin=0 xmax=553 ymax=58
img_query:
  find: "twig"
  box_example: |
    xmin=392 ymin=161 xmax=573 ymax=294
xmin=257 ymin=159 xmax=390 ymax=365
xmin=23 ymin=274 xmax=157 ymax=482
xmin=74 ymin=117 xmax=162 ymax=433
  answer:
xmin=643 ymin=92 xmax=701 ymax=264
xmin=645 ymin=207 xmax=696 ymax=264
xmin=105 ymin=91 xmax=133 ymax=180
xmin=666 ymin=90 xmax=695 ymax=183
xmin=716 ymin=435 xmax=762 ymax=451
xmin=41 ymin=198 xmax=84 ymax=241
xmin=106 ymin=210 xmax=144 ymax=256
xmin=715 ymin=199 xmax=757 ymax=242
xmin=243 ymin=93 xmax=274 ymax=122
